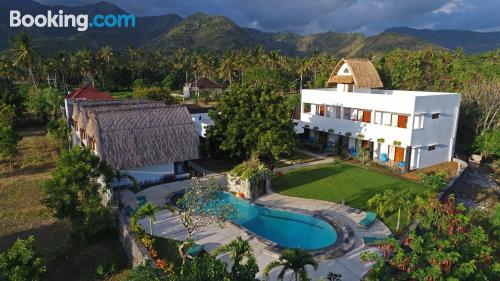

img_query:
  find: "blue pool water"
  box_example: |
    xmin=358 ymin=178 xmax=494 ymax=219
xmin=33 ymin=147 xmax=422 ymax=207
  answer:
xmin=219 ymin=192 xmax=337 ymax=250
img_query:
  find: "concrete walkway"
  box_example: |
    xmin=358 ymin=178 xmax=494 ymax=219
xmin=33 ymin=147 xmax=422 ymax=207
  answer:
xmin=127 ymin=179 xmax=391 ymax=281
xmin=274 ymin=157 xmax=334 ymax=173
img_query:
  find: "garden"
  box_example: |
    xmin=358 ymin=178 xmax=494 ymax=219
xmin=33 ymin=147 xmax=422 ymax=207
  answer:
xmin=272 ymin=161 xmax=425 ymax=233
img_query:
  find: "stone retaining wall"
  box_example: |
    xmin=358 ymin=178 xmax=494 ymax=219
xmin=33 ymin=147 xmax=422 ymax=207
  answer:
xmin=117 ymin=212 xmax=151 ymax=266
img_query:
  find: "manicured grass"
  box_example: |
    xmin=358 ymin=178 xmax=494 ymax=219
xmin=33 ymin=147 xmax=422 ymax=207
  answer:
xmin=0 ymin=130 xmax=128 ymax=280
xmin=109 ymin=91 xmax=133 ymax=100
xmin=273 ymin=161 xmax=425 ymax=233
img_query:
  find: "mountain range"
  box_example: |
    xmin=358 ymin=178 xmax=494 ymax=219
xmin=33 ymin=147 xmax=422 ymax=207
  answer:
xmin=1 ymin=0 xmax=499 ymax=57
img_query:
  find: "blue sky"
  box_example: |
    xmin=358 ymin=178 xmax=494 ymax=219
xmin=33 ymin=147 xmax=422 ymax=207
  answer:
xmin=35 ymin=0 xmax=500 ymax=35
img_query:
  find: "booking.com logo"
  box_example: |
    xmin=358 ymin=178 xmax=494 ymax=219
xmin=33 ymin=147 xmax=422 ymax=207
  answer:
xmin=10 ymin=10 xmax=136 ymax=32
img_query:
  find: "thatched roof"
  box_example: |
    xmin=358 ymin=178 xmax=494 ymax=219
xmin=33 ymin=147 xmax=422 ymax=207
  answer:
xmin=72 ymin=100 xmax=155 ymax=129
xmin=86 ymin=105 xmax=199 ymax=170
xmin=326 ymin=58 xmax=383 ymax=89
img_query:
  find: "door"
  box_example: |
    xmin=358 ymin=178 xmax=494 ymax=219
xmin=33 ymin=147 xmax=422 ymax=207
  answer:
xmin=397 ymin=115 xmax=408 ymax=128
xmin=394 ymin=147 xmax=405 ymax=163
xmin=362 ymin=111 xmax=371 ymax=123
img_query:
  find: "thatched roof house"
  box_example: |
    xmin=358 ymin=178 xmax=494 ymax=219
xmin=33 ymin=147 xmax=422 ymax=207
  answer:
xmin=326 ymin=58 xmax=383 ymax=89
xmin=72 ymin=100 xmax=162 ymax=131
xmin=85 ymin=104 xmax=199 ymax=170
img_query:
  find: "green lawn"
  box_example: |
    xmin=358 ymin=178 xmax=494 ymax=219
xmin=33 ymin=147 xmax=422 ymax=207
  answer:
xmin=109 ymin=91 xmax=133 ymax=100
xmin=273 ymin=161 xmax=425 ymax=233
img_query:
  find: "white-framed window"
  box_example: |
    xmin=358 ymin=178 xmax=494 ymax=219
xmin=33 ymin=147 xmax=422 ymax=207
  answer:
xmin=374 ymin=111 xmax=383 ymax=125
xmin=414 ymin=114 xmax=424 ymax=129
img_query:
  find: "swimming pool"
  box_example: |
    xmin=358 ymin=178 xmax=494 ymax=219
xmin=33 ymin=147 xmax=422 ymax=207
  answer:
xmin=219 ymin=192 xmax=337 ymax=250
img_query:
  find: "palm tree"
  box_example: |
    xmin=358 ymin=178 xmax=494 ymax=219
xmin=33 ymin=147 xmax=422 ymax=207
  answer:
xmin=264 ymin=248 xmax=318 ymax=281
xmin=98 ymin=46 xmax=114 ymax=88
xmin=137 ymin=202 xmax=160 ymax=235
xmin=368 ymin=189 xmax=414 ymax=231
xmin=174 ymin=48 xmax=193 ymax=85
xmin=218 ymin=50 xmax=237 ymax=86
xmin=10 ymin=32 xmax=39 ymax=90
xmin=212 ymin=236 xmax=258 ymax=280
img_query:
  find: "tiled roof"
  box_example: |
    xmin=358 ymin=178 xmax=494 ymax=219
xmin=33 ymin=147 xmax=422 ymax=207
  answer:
xmin=65 ymin=85 xmax=114 ymax=100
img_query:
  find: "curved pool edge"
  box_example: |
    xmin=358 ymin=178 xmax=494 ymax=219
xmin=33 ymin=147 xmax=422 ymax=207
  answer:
xmin=165 ymin=190 xmax=356 ymax=258
xmin=229 ymin=199 xmax=355 ymax=259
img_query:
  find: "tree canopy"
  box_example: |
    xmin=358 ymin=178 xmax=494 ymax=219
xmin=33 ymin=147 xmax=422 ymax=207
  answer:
xmin=207 ymin=86 xmax=297 ymax=159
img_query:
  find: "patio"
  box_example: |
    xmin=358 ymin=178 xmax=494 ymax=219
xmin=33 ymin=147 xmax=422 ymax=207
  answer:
xmin=124 ymin=178 xmax=391 ymax=281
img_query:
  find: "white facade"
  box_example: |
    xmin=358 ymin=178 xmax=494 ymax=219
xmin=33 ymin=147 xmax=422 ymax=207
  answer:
xmin=297 ymin=87 xmax=460 ymax=170
xmin=191 ymin=112 xmax=214 ymax=138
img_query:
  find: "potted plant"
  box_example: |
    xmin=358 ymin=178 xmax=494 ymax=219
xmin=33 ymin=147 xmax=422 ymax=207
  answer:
xmin=377 ymin=138 xmax=385 ymax=143
xmin=345 ymin=132 xmax=352 ymax=137
xmin=356 ymin=133 xmax=365 ymax=139
xmin=304 ymin=124 xmax=310 ymax=128
xmin=313 ymin=126 xmax=319 ymax=130
xmin=328 ymin=128 xmax=334 ymax=133
xmin=393 ymin=140 xmax=402 ymax=146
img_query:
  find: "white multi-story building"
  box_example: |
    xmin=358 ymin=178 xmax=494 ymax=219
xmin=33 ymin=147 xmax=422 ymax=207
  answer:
xmin=295 ymin=58 xmax=460 ymax=171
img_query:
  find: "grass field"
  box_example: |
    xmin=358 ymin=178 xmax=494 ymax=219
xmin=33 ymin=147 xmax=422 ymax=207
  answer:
xmin=109 ymin=91 xmax=133 ymax=100
xmin=272 ymin=161 xmax=425 ymax=233
xmin=0 ymin=130 xmax=128 ymax=280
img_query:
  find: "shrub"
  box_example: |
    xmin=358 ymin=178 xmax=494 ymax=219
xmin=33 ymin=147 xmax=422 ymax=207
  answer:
xmin=0 ymin=236 xmax=46 ymax=281
xmin=229 ymin=159 xmax=270 ymax=180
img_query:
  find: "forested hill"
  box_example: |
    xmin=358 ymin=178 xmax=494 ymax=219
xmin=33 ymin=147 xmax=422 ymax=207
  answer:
xmin=1 ymin=0 xmax=499 ymax=56
xmin=385 ymin=27 xmax=500 ymax=53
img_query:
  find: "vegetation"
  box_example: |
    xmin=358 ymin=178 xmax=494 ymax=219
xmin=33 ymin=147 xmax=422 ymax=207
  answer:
xmin=368 ymin=189 xmax=415 ymax=232
xmin=42 ymin=147 xmax=115 ymax=242
xmin=474 ymin=129 xmax=500 ymax=157
xmin=212 ymin=236 xmax=259 ymax=281
xmin=264 ymin=248 xmax=318 ymax=281
xmin=206 ymin=86 xmax=297 ymax=159
xmin=229 ymin=159 xmax=270 ymax=180
xmin=273 ymin=161 xmax=424 ymax=232
xmin=177 ymin=178 xmax=235 ymax=263
xmin=361 ymin=196 xmax=499 ymax=281
xmin=136 ymin=203 xmax=161 ymax=235
xmin=420 ymin=172 xmax=449 ymax=192
xmin=0 ymin=236 xmax=46 ymax=281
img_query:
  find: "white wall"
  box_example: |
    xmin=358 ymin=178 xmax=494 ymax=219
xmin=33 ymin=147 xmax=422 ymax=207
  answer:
xmin=191 ymin=113 xmax=213 ymax=138
xmin=300 ymin=88 xmax=460 ymax=170
xmin=112 ymin=163 xmax=175 ymax=186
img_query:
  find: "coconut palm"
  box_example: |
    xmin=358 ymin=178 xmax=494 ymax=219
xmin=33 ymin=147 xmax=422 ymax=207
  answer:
xmin=218 ymin=50 xmax=238 ymax=86
xmin=264 ymin=248 xmax=318 ymax=281
xmin=212 ymin=236 xmax=258 ymax=280
xmin=137 ymin=202 xmax=160 ymax=235
xmin=368 ymin=189 xmax=414 ymax=231
xmin=10 ymin=32 xmax=39 ymax=89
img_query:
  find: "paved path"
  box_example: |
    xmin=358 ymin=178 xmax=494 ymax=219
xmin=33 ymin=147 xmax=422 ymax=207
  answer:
xmin=274 ymin=158 xmax=334 ymax=173
xmin=127 ymin=179 xmax=391 ymax=281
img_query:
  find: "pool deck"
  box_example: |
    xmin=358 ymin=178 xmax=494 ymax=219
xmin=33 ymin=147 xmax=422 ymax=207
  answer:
xmin=122 ymin=176 xmax=391 ymax=281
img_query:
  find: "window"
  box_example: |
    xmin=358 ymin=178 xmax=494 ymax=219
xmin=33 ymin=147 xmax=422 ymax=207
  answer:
xmin=335 ymin=106 xmax=341 ymax=119
xmin=303 ymin=103 xmax=311 ymax=113
xmin=343 ymin=68 xmax=350 ymax=74
xmin=343 ymin=107 xmax=352 ymax=119
xmin=374 ymin=111 xmax=383 ymax=124
xmin=316 ymin=104 xmax=325 ymax=116
xmin=326 ymin=106 xmax=334 ymax=118
xmin=432 ymin=113 xmax=440 ymax=119
xmin=428 ymin=145 xmax=436 ymax=151
xmin=413 ymin=114 xmax=424 ymax=129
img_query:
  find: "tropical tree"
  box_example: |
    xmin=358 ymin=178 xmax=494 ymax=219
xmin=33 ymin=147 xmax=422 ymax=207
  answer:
xmin=218 ymin=50 xmax=238 ymax=86
xmin=125 ymin=261 xmax=167 ymax=281
xmin=368 ymin=189 xmax=415 ymax=231
xmin=206 ymin=86 xmax=296 ymax=159
xmin=212 ymin=236 xmax=259 ymax=281
xmin=10 ymin=32 xmax=39 ymax=89
xmin=0 ymin=236 xmax=46 ymax=281
xmin=0 ymin=126 xmax=21 ymax=167
xmin=137 ymin=202 xmax=160 ymax=235
xmin=264 ymin=248 xmax=318 ymax=281
xmin=0 ymin=103 xmax=16 ymax=127
xmin=177 ymin=178 xmax=235 ymax=263
xmin=361 ymin=196 xmax=499 ymax=281
xmin=175 ymin=254 xmax=231 ymax=281
xmin=174 ymin=48 xmax=193 ymax=84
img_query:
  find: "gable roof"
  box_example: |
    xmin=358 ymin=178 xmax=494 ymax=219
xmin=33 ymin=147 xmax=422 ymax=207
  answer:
xmin=65 ymin=85 xmax=114 ymax=100
xmin=326 ymin=58 xmax=383 ymax=89
xmin=85 ymin=105 xmax=199 ymax=170
xmin=193 ymin=77 xmax=224 ymax=89
xmin=72 ymin=99 xmax=154 ymax=129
